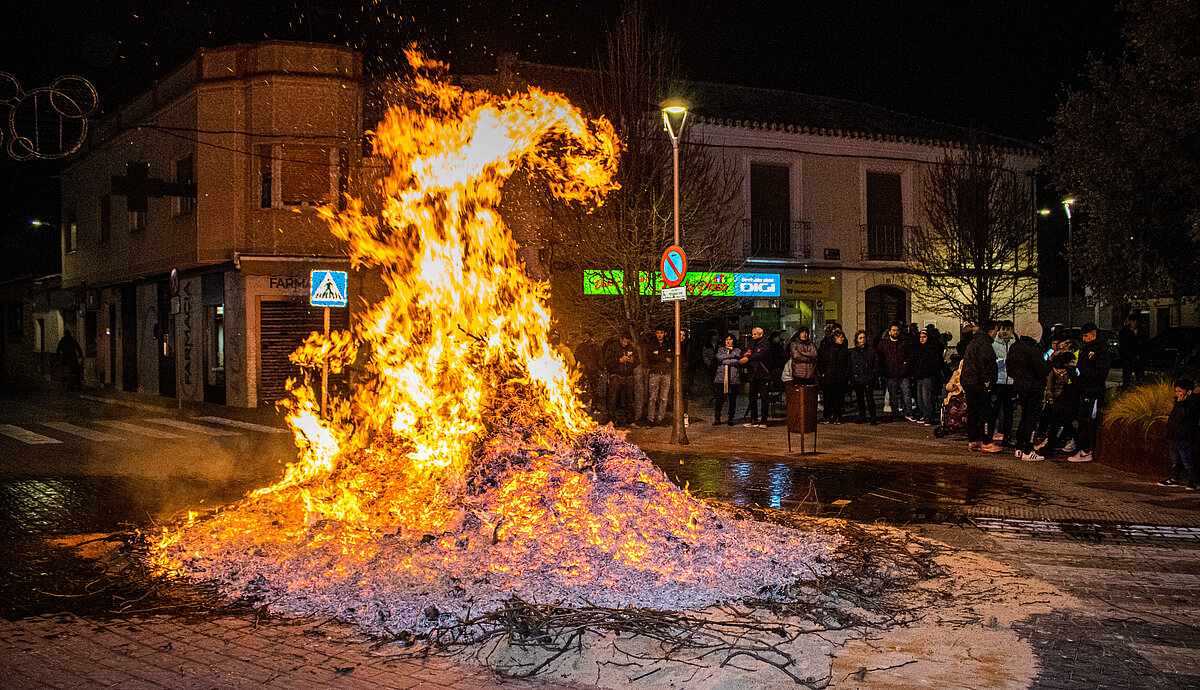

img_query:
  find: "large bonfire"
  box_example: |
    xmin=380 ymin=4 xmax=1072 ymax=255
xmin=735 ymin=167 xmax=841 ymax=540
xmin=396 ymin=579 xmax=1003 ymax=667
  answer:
xmin=151 ymin=51 xmax=838 ymax=636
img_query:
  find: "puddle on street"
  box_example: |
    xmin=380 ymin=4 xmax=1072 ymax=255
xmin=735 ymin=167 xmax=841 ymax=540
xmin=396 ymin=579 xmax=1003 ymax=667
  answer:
xmin=646 ymin=451 xmax=1052 ymax=525
xmin=0 ymin=476 xmax=263 ymax=621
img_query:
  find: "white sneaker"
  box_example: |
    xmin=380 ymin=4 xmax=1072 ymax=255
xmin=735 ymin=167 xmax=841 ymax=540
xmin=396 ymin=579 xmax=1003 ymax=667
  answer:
xmin=1060 ymin=439 xmax=1077 ymax=454
xmin=743 ymin=422 xmax=756 ymax=428
xmin=1014 ymin=450 xmax=1023 ymax=458
xmin=1023 ymin=451 xmax=1045 ymax=462
xmin=1067 ymin=451 xmax=1093 ymax=463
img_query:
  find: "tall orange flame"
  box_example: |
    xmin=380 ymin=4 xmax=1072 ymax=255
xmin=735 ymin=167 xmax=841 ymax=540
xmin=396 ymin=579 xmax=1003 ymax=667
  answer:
xmin=260 ymin=50 xmax=616 ymax=532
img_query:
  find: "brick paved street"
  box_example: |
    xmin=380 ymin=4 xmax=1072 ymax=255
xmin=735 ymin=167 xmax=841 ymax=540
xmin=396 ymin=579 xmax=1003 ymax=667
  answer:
xmin=2 ymin=384 xmax=1198 ymax=688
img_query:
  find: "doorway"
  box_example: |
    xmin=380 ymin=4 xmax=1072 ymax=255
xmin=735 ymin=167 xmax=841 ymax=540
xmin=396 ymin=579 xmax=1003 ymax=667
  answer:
xmin=121 ymin=285 xmax=137 ymax=391
xmin=865 ymin=284 xmax=908 ymax=343
xmin=157 ymin=281 xmax=176 ymax=398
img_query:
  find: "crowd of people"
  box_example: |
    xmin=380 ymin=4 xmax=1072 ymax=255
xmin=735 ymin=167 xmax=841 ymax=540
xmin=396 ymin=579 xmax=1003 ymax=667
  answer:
xmin=558 ymin=318 xmax=1200 ymax=478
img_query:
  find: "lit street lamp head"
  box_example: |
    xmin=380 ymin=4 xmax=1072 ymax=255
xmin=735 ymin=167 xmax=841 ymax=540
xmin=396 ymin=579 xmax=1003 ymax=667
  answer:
xmin=660 ymin=99 xmax=688 ymax=141
xmin=1062 ymin=198 xmax=1075 ymax=219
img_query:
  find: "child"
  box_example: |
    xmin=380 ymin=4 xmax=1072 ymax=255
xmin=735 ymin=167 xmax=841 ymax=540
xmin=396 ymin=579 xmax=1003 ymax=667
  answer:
xmin=1158 ymin=378 xmax=1199 ymax=490
xmin=1030 ymin=351 xmax=1078 ymax=461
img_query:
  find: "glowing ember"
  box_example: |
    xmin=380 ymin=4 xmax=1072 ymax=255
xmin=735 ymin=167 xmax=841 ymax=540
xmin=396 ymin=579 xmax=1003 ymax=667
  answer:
xmin=150 ymin=51 xmax=838 ymax=633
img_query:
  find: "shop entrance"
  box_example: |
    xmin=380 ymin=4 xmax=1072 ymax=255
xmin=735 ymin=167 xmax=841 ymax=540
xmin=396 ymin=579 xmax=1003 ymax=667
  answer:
xmin=864 ymin=285 xmax=908 ymax=342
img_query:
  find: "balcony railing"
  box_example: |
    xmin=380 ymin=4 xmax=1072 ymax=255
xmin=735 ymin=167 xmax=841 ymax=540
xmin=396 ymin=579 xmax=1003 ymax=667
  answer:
xmin=859 ymin=224 xmax=913 ymax=261
xmin=742 ymin=219 xmax=812 ymax=260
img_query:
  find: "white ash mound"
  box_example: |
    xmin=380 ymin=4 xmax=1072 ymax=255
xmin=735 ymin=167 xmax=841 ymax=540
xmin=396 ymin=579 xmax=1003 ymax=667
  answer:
xmin=153 ymin=424 xmax=840 ymax=635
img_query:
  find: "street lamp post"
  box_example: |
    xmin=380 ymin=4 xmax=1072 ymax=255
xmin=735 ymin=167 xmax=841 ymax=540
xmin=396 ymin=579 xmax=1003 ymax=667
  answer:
xmin=1063 ymin=198 xmax=1075 ymax=329
xmin=662 ymin=101 xmax=688 ymax=445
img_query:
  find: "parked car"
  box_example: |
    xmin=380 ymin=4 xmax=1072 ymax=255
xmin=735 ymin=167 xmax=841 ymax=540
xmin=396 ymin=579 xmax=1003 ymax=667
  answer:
xmin=1148 ymin=327 xmax=1200 ymax=370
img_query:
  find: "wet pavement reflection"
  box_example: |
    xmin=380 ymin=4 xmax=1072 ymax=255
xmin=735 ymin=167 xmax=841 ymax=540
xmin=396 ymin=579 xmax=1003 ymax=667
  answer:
xmin=0 ymin=451 xmax=1052 ymax=620
xmin=1 ymin=476 xmax=262 ymax=621
xmin=646 ymin=451 xmax=1057 ymax=524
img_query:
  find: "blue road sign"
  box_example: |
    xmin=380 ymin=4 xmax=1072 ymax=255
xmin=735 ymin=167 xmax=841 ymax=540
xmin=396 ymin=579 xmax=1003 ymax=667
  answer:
xmin=310 ymin=270 xmax=348 ymax=308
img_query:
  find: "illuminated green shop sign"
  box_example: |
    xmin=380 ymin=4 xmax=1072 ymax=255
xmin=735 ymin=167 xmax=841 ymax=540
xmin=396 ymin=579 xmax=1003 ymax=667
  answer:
xmin=583 ymin=270 xmax=779 ymax=297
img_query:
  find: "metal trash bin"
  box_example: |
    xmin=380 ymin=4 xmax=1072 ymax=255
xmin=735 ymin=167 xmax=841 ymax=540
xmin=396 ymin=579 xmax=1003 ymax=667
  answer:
xmin=786 ymin=384 xmax=818 ymax=453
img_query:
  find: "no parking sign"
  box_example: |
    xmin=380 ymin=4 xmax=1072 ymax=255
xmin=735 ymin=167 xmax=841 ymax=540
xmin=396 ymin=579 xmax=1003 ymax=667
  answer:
xmin=660 ymin=245 xmax=687 ymax=288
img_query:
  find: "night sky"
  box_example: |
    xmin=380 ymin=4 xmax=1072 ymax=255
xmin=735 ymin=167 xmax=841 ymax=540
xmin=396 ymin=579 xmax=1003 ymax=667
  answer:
xmin=0 ymin=1 xmax=1122 ymax=280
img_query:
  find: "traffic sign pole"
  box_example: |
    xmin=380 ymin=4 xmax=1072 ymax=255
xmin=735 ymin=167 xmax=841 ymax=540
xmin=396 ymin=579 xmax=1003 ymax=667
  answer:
xmin=322 ymin=306 xmax=330 ymax=419
xmin=669 ymin=144 xmax=688 ymax=445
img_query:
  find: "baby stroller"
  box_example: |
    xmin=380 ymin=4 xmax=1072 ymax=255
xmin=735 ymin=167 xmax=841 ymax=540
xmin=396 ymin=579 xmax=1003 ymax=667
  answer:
xmin=933 ymin=392 xmax=967 ymax=438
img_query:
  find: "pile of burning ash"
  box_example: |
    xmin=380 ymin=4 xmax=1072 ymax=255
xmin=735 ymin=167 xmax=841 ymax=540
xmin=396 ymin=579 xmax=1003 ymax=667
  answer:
xmin=151 ymin=419 xmax=840 ymax=637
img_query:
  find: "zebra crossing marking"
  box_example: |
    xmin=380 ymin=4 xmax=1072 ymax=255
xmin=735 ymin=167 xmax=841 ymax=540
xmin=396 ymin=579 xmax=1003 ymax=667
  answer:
xmin=97 ymin=420 xmax=185 ymax=439
xmin=145 ymin=418 xmax=241 ymax=436
xmin=193 ymin=416 xmax=290 ymax=434
xmin=0 ymin=424 xmax=63 ymax=445
xmin=42 ymin=422 xmax=121 ymax=442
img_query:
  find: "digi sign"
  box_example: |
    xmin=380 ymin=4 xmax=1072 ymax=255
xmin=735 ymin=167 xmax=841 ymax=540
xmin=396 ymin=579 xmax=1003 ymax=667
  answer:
xmin=733 ymin=273 xmax=781 ymax=297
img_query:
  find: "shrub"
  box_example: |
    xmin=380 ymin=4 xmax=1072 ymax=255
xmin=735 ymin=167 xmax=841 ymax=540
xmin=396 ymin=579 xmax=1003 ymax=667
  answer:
xmin=1102 ymin=379 xmax=1174 ymax=438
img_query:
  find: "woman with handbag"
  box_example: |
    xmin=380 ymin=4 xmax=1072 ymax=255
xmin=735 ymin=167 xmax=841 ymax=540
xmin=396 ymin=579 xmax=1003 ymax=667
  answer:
xmin=713 ymin=334 xmax=742 ymax=425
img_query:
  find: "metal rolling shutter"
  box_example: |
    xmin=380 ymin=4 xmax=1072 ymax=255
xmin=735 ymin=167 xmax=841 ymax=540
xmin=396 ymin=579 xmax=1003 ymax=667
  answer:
xmin=258 ymin=300 xmax=350 ymax=407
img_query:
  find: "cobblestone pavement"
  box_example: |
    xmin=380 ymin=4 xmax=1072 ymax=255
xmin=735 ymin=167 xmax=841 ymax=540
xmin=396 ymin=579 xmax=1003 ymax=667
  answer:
xmin=3 ymin=384 xmax=1199 ymax=688
xmin=0 ymin=613 xmax=584 ymax=689
xmin=921 ymin=523 xmax=1200 ymax=689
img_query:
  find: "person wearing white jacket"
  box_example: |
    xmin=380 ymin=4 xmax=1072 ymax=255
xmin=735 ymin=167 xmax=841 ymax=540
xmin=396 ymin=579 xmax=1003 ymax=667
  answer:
xmin=991 ymin=320 xmax=1016 ymax=444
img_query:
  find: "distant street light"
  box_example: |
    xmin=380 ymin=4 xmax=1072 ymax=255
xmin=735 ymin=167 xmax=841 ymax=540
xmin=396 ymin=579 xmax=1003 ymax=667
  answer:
xmin=1063 ymin=199 xmax=1076 ymax=328
xmin=661 ymin=99 xmax=688 ymax=445
xmin=32 ymin=219 xmax=73 ymax=253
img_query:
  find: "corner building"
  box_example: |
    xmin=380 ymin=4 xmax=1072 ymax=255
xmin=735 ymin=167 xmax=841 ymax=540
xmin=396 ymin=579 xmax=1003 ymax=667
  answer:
xmin=60 ymin=42 xmax=367 ymax=406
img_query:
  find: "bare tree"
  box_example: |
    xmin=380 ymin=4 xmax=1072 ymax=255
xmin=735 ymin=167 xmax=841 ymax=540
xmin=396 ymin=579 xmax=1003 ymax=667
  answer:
xmin=905 ymin=142 xmax=1036 ymax=323
xmin=505 ymin=2 xmax=742 ymax=340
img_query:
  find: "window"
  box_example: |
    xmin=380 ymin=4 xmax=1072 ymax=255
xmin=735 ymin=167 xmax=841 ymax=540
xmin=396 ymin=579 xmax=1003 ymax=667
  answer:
xmin=258 ymin=144 xmax=273 ymax=208
xmin=865 ymin=172 xmax=903 ymax=260
xmin=174 ymin=155 xmax=195 ymax=215
xmin=6 ymin=302 xmax=22 ymax=338
xmin=129 ymin=209 xmax=146 ymax=233
xmin=65 ymin=211 xmax=77 ymax=253
xmin=258 ymin=143 xmax=346 ymax=209
xmin=749 ymin=163 xmax=791 ymax=257
xmin=956 ymin=178 xmax=989 ymax=236
xmin=99 ymin=195 xmax=110 ymax=244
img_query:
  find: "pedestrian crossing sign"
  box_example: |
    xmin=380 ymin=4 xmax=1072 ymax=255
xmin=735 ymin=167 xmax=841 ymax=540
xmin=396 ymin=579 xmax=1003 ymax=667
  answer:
xmin=310 ymin=270 xmax=348 ymax=308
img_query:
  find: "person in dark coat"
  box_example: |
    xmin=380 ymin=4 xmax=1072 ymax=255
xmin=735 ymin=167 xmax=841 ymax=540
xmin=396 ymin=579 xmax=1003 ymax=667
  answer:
xmin=850 ymin=329 xmax=879 ymax=424
xmin=742 ymin=327 xmax=771 ymax=427
xmin=1157 ymin=378 xmax=1199 ymax=489
xmin=1006 ymin=321 xmax=1051 ymax=460
xmin=646 ymin=328 xmax=673 ymax=426
xmin=912 ymin=328 xmax=944 ymax=425
xmin=817 ymin=329 xmax=850 ymax=422
xmin=712 ymin=334 xmax=742 ymax=426
xmin=1118 ymin=315 xmax=1149 ymax=386
xmin=574 ymin=330 xmax=601 ymax=412
xmin=603 ymin=333 xmax=637 ymax=424
xmin=56 ymin=330 xmax=84 ymax=391
xmin=1034 ymin=351 xmax=1080 ymax=459
xmin=1069 ymin=323 xmax=1112 ymax=462
xmin=961 ymin=319 xmax=1000 ymax=452
xmin=788 ymin=327 xmax=818 ymax=386
xmin=876 ymin=321 xmax=915 ymax=421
